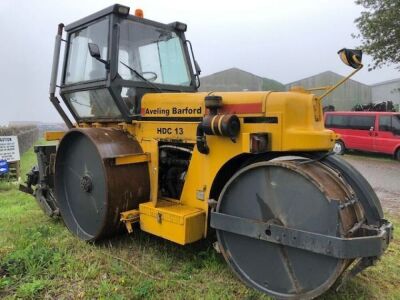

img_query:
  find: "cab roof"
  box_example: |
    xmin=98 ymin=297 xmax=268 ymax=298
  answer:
xmin=65 ymin=4 xmax=129 ymax=31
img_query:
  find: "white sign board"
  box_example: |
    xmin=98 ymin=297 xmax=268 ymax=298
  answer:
xmin=0 ymin=136 xmax=20 ymax=162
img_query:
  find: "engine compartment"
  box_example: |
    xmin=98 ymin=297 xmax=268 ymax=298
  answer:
xmin=158 ymin=142 xmax=194 ymax=200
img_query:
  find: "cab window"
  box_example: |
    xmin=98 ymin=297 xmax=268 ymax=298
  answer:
xmin=118 ymin=20 xmax=191 ymax=86
xmin=65 ymin=18 xmax=109 ymax=84
xmin=393 ymin=115 xmax=400 ymax=136
xmin=64 ymin=89 xmax=122 ymax=119
xmin=326 ymin=114 xmax=375 ymax=130
xmin=348 ymin=115 xmax=375 ymax=130
xmin=379 ymin=115 xmax=391 ymax=132
xmin=325 ymin=115 xmax=349 ymax=128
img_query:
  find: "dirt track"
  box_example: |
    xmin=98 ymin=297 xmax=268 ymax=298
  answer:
xmin=343 ymin=153 xmax=400 ymax=216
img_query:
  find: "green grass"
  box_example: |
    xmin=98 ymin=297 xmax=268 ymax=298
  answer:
xmin=0 ymin=144 xmax=399 ymax=299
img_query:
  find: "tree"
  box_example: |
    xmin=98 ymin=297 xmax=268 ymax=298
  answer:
xmin=354 ymin=0 xmax=400 ymax=70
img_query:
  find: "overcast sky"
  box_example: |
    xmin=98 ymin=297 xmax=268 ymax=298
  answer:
xmin=0 ymin=0 xmax=399 ymax=125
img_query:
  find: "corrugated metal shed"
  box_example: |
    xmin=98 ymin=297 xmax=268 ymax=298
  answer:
xmin=199 ymin=68 xmax=400 ymax=111
xmin=199 ymin=68 xmax=285 ymax=92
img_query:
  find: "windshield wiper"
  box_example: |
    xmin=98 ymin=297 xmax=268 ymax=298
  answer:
xmin=119 ymin=61 xmax=163 ymax=93
xmin=70 ymin=98 xmax=91 ymax=108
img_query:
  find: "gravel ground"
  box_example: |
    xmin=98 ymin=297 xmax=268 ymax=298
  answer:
xmin=343 ymin=153 xmax=400 ymax=216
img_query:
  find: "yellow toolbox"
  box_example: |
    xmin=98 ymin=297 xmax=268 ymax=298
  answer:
xmin=139 ymin=200 xmax=206 ymax=245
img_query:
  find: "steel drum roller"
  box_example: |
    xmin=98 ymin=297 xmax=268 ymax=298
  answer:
xmin=215 ymin=159 xmax=365 ymax=299
xmin=55 ymin=128 xmax=150 ymax=241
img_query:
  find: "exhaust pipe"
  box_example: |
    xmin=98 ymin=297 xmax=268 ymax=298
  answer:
xmin=49 ymin=23 xmax=73 ymax=129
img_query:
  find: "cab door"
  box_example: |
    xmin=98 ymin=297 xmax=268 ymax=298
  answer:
xmin=375 ymin=114 xmax=400 ymax=154
xmin=346 ymin=114 xmax=376 ymax=152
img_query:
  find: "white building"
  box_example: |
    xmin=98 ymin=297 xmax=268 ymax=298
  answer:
xmin=371 ymin=78 xmax=400 ymax=109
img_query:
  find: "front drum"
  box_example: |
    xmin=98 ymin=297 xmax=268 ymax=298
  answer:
xmin=55 ymin=128 xmax=150 ymax=241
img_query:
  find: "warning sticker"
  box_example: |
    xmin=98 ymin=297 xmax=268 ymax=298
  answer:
xmin=0 ymin=136 xmax=20 ymax=162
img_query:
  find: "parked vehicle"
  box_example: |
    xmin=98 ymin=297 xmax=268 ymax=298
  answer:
xmin=352 ymin=100 xmax=396 ymax=112
xmin=325 ymin=111 xmax=400 ymax=160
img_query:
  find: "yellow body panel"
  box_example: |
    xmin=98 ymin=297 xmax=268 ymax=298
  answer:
xmin=139 ymin=138 xmax=159 ymax=205
xmin=45 ymin=131 xmax=65 ymax=141
xmin=140 ymin=91 xmax=269 ymax=118
xmin=135 ymin=121 xmax=198 ymax=142
xmin=114 ymin=153 xmax=150 ymax=166
xmin=77 ymin=90 xmax=337 ymax=245
xmin=135 ymin=91 xmax=335 ymax=151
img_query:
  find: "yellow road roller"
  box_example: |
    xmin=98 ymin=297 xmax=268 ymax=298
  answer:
xmin=20 ymin=4 xmax=393 ymax=299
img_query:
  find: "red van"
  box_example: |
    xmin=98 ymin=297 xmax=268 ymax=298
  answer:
xmin=324 ymin=111 xmax=400 ymax=160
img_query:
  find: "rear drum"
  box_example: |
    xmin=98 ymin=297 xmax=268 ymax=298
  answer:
xmin=215 ymin=159 xmax=364 ymax=299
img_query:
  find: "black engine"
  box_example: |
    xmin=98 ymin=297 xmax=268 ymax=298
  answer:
xmin=158 ymin=143 xmax=193 ymax=199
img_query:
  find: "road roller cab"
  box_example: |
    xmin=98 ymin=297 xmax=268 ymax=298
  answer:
xmin=21 ymin=4 xmax=393 ymax=299
xmin=52 ymin=4 xmax=199 ymax=126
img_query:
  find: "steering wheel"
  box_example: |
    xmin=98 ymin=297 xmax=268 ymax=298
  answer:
xmin=119 ymin=61 xmax=158 ymax=82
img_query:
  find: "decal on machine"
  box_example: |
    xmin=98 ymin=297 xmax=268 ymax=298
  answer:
xmin=142 ymin=107 xmax=202 ymax=116
xmin=157 ymin=127 xmax=184 ymax=135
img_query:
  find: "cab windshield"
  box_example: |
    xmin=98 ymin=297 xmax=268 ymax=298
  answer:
xmin=61 ymin=15 xmax=194 ymax=121
xmin=118 ymin=20 xmax=191 ymax=86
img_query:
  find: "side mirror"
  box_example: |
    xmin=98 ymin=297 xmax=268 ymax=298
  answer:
xmin=88 ymin=43 xmax=109 ymax=69
xmin=194 ymin=60 xmax=201 ymax=75
xmin=88 ymin=43 xmax=101 ymax=59
xmin=319 ymin=48 xmax=364 ymax=101
xmin=338 ymin=48 xmax=363 ymax=69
